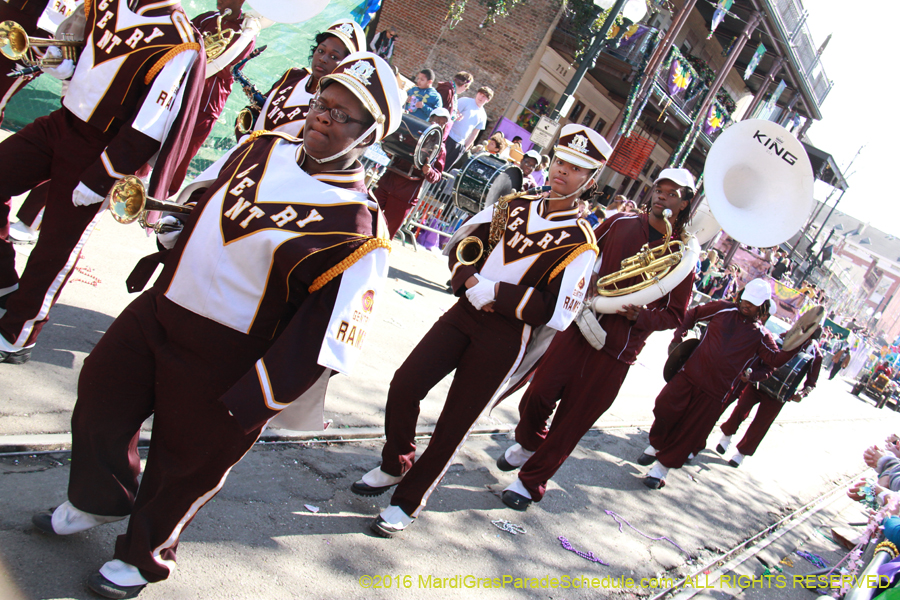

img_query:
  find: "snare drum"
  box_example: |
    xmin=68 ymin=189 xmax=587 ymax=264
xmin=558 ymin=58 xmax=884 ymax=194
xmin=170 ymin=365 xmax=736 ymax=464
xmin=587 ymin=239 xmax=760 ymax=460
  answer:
xmin=380 ymin=113 xmax=443 ymax=169
xmin=758 ymin=350 xmax=813 ymax=402
xmin=453 ymin=153 xmax=523 ymax=214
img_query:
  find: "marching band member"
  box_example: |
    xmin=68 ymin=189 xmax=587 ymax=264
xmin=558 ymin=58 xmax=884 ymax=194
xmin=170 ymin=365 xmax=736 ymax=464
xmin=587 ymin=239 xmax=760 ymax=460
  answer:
xmin=30 ymin=52 xmax=400 ymax=598
xmin=168 ymin=0 xmax=263 ymax=191
xmin=717 ymin=327 xmax=822 ymax=467
xmin=351 ymin=124 xmax=604 ymax=538
xmin=496 ymin=169 xmax=696 ymax=511
xmin=638 ymin=279 xmax=796 ymax=489
xmin=373 ymin=106 xmax=448 ymax=238
xmin=520 ymin=149 xmax=542 ymax=191
xmin=239 ymin=18 xmax=365 ymax=140
xmin=0 ymin=0 xmax=205 ymax=364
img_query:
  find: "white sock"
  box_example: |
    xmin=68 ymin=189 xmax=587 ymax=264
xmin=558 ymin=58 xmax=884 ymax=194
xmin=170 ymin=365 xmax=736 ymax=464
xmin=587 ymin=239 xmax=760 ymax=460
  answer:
xmin=687 ymin=452 xmax=695 ymax=460
xmin=718 ymin=435 xmax=732 ymax=451
xmin=380 ymin=505 xmax=413 ymax=528
xmin=504 ymin=443 xmax=535 ymax=468
xmin=50 ymin=501 xmax=126 ymax=535
xmin=503 ymin=477 xmax=532 ymax=500
xmin=643 ymin=445 xmax=657 ymax=456
xmin=99 ymin=560 xmax=149 ymax=587
xmin=648 ymin=463 xmax=669 ymax=480
xmin=361 ymin=466 xmax=403 ymax=487
xmin=731 ymin=451 xmax=745 ymax=465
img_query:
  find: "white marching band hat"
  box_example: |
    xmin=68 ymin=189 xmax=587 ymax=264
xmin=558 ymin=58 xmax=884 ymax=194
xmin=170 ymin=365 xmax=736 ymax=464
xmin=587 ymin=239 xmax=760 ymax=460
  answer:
xmin=554 ymin=123 xmax=612 ymax=170
xmin=320 ymin=51 xmax=402 ymax=142
xmin=322 ymin=18 xmax=367 ymax=54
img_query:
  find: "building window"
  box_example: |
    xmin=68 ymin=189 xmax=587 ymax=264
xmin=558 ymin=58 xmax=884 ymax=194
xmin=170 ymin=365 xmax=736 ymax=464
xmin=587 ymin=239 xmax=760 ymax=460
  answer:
xmin=594 ymin=117 xmax=607 ymax=135
xmin=516 ymin=81 xmax=557 ymax=132
xmin=582 ymin=109 xmax=596 ymax=127
xmin=642 ymin=159 xmax=654 ymax=178
xmin=569 ymin=101 xmax=585 ymax=123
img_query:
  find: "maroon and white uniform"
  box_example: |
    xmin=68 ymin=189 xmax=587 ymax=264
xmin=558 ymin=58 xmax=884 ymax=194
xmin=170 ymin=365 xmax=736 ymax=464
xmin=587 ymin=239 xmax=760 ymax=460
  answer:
xmin=0 ymin=0 xmax=203 ymax=352
xmin=721 ymin=340 xmax=822 ymax=456
xmin=648 ymin=300 xmax=794 ymax=468
xmin=512 ymin=212 xmax=693 ymax=501
xmin=67 ymin=133 xmax=390 ymax=581
xmin=168 ymin=10 xmax=260 ymax=191
xmin=251 ymin=67 xmax=315 ymax=138
xmin=379 ymin=199 xmax=597 ymax=518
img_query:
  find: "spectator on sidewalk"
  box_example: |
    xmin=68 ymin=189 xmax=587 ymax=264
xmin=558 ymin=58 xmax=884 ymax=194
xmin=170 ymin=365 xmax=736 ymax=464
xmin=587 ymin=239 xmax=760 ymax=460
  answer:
xmin=444 ymin=86 xmax=492 ymax=169
xmin=370 ymin=26 xmax=397 ymax=61
xmin=405 ymin=68 xmax=442 ymax=121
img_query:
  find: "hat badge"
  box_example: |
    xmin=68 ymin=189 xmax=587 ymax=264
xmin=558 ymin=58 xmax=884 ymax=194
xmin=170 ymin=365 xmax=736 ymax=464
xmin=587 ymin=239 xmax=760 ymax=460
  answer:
xmin=346 ymin=60 xmax=374 ymax=86
xmin=569 ymin=134 xmax=589 ymax=155
xmin=337 ymin=23 xmax=355 ymax=37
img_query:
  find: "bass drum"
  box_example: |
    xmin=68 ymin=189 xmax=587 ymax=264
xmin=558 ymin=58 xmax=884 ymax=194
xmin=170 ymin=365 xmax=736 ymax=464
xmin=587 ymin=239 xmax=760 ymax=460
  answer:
xmin=453 ymin=153 xmax=522 ymax=215
xmin=380 ymin=113 xmax=443 ymax=169
xmin=758 ymin=350 xmax=812 ymax=402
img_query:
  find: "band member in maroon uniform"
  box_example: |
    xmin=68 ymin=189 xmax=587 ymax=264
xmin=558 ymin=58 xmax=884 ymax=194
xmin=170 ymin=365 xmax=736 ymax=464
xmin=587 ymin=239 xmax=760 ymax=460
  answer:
xmin=717 ymin=328 xmax=822 ymax=467
xmin=168 ymin=0 xmax=263 ymax=191
xmin=638 ymin=279 xmax=795 ymax=489
xmin=351 ymin=124 xmax=606 ymax=538
xmin=0 ymin=0 xmax=205 ymax=364
xmin=374 ymin=107 xmax=449 ymax=237
xmin=30 ymin=52 xmax=400 ymax=598
xmin=238 ymin=18 xmax=365 ymax=140
xmin=496 ymin=169 xmax=696 ymax=510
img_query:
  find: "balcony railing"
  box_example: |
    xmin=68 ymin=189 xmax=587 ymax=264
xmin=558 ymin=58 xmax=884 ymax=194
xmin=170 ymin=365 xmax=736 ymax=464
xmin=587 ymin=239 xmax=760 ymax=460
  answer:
xmin=766 ymin=0 xmax=833 ymax=105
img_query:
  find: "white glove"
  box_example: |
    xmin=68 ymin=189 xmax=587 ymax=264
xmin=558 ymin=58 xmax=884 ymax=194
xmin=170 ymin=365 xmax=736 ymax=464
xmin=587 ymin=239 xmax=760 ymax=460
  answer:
xmin=466 ymin=274 xmax=496 ymax=310
xmin=575 ymin=305 xmax=606 ymax=350
xmin=42 ymin=48 xmax=75 ymax=80
xmin=72 ymin=182 xmax=105 ymax=207
xmin=156 ymin=216 xmax=184 ymax=249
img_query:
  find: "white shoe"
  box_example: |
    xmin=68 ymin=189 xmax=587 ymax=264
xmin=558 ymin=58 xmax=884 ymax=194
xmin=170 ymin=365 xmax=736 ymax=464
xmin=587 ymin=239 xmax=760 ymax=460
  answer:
xmin=716 ymin=435 xmax=732 ymax=454
xmin=8 ymin=220 xmax=39 ymax=243
xmin=729 ymin=451 xmax=745 ymax=467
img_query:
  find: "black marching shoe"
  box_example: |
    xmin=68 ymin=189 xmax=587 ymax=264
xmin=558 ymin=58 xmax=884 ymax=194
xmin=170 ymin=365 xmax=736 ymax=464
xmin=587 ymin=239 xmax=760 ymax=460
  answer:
xmin=642 ymin=476 xmax=666 ymax=490
xmin=86 ymin=572 xmax=146 ymax=599
xmin=496 ymin=454 xmax=519 ymax=472
xmin=350 ymin=481 xmax=396 ymax=497
xmin=637 ymin=452 xmax=656 ymax=466
xmin=501 ymin=490 xmax=532 ymax=512
xmin=0 ymin=346 xmax=32 ymax=364
xmin=31 ymin=511 xmax=57 ymax=535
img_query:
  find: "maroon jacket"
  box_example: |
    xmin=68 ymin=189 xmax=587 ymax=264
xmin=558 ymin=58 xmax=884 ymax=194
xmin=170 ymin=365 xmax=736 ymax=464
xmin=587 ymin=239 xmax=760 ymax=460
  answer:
xmin=593 ymin=213 xmax=694 ymax=365
xmin=434 ymin=80 xmax=457 ymax=140
xmin=672 ymin=300 xmax=794 ymax=400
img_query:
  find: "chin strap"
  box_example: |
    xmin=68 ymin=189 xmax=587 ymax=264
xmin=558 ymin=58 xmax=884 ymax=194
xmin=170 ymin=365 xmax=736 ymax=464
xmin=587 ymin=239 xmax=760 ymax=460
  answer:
xmin=304 ymin=122 xmax=378 ymax=164
xmin=545 ymin=170 xmax=598 ymax=202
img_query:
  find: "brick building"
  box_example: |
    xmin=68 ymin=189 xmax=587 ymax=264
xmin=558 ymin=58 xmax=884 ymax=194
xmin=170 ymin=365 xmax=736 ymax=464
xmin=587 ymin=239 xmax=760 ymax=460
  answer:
xmin=376 ymin=0 xmax=565 ymax=141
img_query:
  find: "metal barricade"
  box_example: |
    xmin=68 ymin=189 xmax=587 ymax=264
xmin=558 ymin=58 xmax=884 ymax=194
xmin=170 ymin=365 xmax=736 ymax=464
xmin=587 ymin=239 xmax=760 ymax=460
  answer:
xmin=396 ymin=172 xmax=473 ymax=251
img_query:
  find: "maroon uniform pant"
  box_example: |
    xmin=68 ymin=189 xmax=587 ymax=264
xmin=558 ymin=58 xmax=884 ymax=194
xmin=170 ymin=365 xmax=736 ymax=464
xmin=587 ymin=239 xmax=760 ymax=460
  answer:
xmin=14 ymin=181 xmax=49 ymax=227
xmin=648 ymin=373 xmax=723 ymax=469
xmin=0 ymin=108 xmax=115 ymax=347
xmin=720 ymin=385 xmax=784 ymax=456
xmin=373 ymin=172 xmax=422 ymax=238
xmin=381 ymin=300 xmax=526 ymax=517
xmin=514 ymin=326 xmax=630 ymax=501
xmin=69 ymin=289 xmax=270 ymax=582
xmin=169 ymin=111 xmax=218 ymax=194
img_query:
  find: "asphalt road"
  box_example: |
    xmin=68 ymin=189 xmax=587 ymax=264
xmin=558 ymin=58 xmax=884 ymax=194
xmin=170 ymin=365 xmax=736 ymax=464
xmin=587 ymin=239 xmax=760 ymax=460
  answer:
xmin=0 ymin=190 xmax=897 ymax=600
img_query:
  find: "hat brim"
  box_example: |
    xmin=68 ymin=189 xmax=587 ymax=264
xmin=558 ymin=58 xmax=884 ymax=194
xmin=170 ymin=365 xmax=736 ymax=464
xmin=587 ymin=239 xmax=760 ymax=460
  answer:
xmin=742 ymin=292 xmax=769 ymax=306
xmin=554 ymin=146 xmax=603 ymax=170
xmin=655 ymin=177 xmax=695 ymax=192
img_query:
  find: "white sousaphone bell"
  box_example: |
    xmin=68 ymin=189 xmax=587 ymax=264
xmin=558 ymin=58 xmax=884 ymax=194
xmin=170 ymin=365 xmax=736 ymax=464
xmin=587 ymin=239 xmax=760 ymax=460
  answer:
xmin=592 ymin=119 xmax=814 ymax=314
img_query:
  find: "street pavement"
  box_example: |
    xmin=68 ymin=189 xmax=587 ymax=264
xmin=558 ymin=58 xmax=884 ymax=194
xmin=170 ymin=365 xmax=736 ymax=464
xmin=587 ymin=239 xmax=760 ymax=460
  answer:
xmin=1 ymin=191 xmax=898 ymax=599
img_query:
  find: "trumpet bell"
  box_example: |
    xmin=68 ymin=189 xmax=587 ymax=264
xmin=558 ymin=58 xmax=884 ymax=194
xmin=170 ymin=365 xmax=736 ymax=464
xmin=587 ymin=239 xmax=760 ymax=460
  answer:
xmin=246 ymin=0 xmax=328 ymax=24
xmin=108 ymin=175 xmax=147 ymax=224
xmin=455 ymin=236 xmax=484 ymax=266
xmin=0 ymin=20 xmax=28 ymax=60
xmin=704 ymin=119 xmax=814 ymax=248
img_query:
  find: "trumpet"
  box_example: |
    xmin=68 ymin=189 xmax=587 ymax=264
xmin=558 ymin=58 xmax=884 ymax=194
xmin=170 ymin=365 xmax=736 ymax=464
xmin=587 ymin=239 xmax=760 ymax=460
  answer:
xmin=107 ymin=175 xmax=192 ymax=233
xmin=456 ymin=186 xmax=550 ymax=266
xmin=0 ymin=20 xmax=81 ymax=68
xmin=203 ymin=8 xmax=234 ymax=62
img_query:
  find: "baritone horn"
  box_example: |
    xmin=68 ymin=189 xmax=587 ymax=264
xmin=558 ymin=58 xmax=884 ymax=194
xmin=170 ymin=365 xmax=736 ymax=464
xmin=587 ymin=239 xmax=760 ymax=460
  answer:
xmin=107 ymin=175 xmax=192 ymax=233
xmin=203 ymin=9 xmax=234 ymax=62
xmin=0 ymin=20 xmax=81 ymax=67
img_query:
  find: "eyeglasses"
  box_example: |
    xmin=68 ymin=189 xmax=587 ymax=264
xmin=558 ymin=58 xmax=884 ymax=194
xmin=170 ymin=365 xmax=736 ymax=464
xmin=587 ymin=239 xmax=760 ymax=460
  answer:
xmin=309 ymin=97 xmax=369 ymax=126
